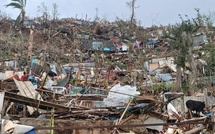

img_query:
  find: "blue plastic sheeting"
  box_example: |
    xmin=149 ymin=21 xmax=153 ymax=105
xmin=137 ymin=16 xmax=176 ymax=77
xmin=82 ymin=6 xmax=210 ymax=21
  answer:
xmin=103 ymin=47 xmax=110 ymax=51
xmin=63 ymin=68 xmax=70 ymax=74
xmin=147 ymin=39 xmax=157 ymax=45
xmin=204 ymin=113 xmax=211 ymax=117
xmin=155 ymin=74 xmax=173 ymax=81
xmin=102 ymin=114 xmax=120 ymax=120
xmin=26 ymin=128 xmax=36 ymax=134
xmin=133 ymin=103 xmax=148 ymax=109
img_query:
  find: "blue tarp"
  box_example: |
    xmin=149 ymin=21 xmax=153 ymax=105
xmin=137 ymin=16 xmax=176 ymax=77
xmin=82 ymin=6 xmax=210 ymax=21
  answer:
xmin=147 ymin=39 xmax=157 ymax=45
xmin=155 ymin=74 xmax=173 ymax=81
xmin=26 ymin=128 xmax=36 ymax=134
xmin=103 ymin=47 xmax=110 ymax=51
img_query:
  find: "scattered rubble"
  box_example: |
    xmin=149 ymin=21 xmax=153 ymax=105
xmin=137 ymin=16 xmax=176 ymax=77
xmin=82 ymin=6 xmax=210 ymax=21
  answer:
xmin=0 ymin=58 xmax=214 ymax=134
xmin=0 ymin=15 xmax=214 ymax=134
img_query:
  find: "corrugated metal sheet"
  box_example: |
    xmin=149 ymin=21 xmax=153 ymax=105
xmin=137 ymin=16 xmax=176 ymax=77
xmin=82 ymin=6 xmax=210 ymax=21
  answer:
xmin=31 ymin=59 xmax=44 ymax=76
xmin=76 ymin=34 xmax=90 ymax=39
xmin=56 ymin=74 xmax=70 ymax=87
xmin=0 ymin=71 xmax=17 ymax=81
xmin=0 ymin=73 xmax=7 ymax=80
xmin=159 ymin=57 xmax=176 ymax=72
xmin=81 ymin=41 xmax=115 ymax=51
xmin=63 ymin=63 xmax=96 ymax=70
xmin=193 ymin=35 xmax=208 ymax=46
xmin=14 ymin=79 xmax=43 ymax=115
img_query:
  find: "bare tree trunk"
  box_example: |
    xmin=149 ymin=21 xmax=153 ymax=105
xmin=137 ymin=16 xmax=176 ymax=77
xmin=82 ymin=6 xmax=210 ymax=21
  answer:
xmin=27 ymin=29 xmax=33 ymax=74
xmin=187 ymin=33 xmax=197 ymax=95
xmin=176 ymin=65 xmax=182 ymax=92
xmin=130 ymin=0 xmax=135 ymax=24
xmin=188 ymin=47 xmax=197 ymax=74
xmin=127 ymin=0 xmax=137 ymax=24
xmin=21 ymin=10 xmax=25 ymax=27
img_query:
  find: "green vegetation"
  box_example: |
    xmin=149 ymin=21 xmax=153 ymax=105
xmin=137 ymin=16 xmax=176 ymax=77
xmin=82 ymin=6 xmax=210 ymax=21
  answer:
xmin=151 ymin=81 xmax=174 ymax=93
xmin=163 ymin=9 xmax=211 ymax=93
xmin=1 ymin=2 xmax=215 ymax=95
xmin=5 ymin=0 xmax=27 ymax=27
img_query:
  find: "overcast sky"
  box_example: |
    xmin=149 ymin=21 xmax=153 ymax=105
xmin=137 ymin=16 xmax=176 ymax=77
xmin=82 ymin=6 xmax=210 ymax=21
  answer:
xmin=0 ymin=0 xmax=214 ymax=27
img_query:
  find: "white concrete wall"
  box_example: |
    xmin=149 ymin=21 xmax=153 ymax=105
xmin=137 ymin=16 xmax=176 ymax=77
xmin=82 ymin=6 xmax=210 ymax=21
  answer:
xmin=170 ymin=95 xmax=215 ymax=114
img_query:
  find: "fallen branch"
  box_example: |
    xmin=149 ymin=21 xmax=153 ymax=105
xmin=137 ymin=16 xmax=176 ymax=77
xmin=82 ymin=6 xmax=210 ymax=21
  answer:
xmin=184 ymin=125 xmax=205 ymax=134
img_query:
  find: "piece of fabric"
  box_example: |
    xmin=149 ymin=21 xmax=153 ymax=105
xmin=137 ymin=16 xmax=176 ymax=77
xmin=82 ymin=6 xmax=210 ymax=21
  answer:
xmin=21 ymin=74 xmax=27 ymax=81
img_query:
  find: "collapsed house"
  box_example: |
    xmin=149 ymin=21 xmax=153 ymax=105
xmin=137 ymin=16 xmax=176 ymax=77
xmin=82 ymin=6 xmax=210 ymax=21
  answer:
xmin=0 ymin=53 xmax=214 ymax=134
xmin=0 ymin=17 xmax=214 ymax=134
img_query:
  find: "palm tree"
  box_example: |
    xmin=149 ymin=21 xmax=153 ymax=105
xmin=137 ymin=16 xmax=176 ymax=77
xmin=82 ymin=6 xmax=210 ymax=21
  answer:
xmin=5 ymin=0 xmax=27 ymax=26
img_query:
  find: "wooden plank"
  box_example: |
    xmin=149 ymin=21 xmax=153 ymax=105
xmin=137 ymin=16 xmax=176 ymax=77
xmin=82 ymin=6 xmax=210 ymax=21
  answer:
xmin=27 ymin=29 xmax=33 ymax=74
xmin=0 ymin=92 xmax=5 ymax=119
xmin=4 ymin=92 xmax=78 ymax=111
xmin=184 ymin=126 xmax=205 ymax=134
xmin=14 ymin=79 xmax=43 ymax=114
xmin=212 ymin=111 xmax=215 ymax=133
xmin=15 ymin=80 xmax=36 ymax=114
xmin=64 ymin=94 xmax=106 ymax=101
xmin=36 ymin=88 xmax=63 ymax=100
xmin=17 ymin=79 xmax=42 ymax=100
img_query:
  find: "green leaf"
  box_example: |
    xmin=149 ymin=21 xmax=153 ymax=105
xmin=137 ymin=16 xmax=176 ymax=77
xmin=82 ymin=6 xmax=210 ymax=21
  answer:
xmin=24 ymin=0 xmax=27 ymax=7
xmin=14 ymin=13 xmax=21 ymax=26
xmin=19 ymin=0 xmax=26 ymax=7
xmin=5 ymin=2 xmax=22 ymax=9
xmin=11 ymin=0 xmax=22 ymax=3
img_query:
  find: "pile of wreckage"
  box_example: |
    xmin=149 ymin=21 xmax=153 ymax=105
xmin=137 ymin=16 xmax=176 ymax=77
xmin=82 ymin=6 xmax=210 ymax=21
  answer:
xmin=0 ymin=13 xmax=213 ymax=134
xmin=0 ymin=57 xmax=215 ymax=134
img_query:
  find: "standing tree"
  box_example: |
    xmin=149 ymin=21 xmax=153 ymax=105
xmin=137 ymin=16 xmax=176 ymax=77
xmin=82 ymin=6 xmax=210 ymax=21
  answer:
xmin=94 ymin=7 xmax=99 ymax=22
xmin=164 ymin=23 xmax=188 ymax=92
xmin=5 ymin=0 xmax=26 ymax=27
xmin=163 ymin=10 xmax=208 ymax=94
xmin=52 ymin=3 xmax=59 ymax=21
xmin=37 ymin=2 xmax=50 ymax=24
xmin=126 ymin=0 xmax=138 ymax=24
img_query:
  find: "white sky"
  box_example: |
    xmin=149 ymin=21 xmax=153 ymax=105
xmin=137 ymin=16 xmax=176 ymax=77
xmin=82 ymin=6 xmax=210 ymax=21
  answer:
xmin=0 ymin=0 xmax=214 ymax=27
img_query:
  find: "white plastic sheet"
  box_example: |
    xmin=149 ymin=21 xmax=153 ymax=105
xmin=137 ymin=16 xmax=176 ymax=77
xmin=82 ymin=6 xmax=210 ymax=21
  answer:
xmin=1 ymin=119 xmax=34 ymax=134
xmin=103 ymin=83 xmax=139 ymax=107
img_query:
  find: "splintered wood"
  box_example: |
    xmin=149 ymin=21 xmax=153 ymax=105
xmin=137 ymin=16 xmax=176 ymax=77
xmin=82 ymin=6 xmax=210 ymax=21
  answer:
xmin=14 ymin=78 xmax=43 ymax=114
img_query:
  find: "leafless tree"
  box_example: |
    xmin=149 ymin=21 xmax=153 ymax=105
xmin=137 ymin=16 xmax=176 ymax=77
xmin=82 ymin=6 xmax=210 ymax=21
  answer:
xmin=126 ymin=0 xmax=139 ymax=24
xmin=52 ymin=3 xmax=59 ymax=21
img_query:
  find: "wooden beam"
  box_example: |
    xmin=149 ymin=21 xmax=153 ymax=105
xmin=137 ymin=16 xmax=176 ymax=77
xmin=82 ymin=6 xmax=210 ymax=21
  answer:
xmin=64 ymin=94 xmax=106 ymax=101
xmin=0 ymin=92 xmax=5 ymax=118
xmin=184 ymin=125 xmax=205 ymax=134
xmin=27 ymin=29 xmax=34 ymax=74
xmin=4 ymin=92 xmax=86 ymax=111
xmin=36 ymin=88 xmax=63 ymax=99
